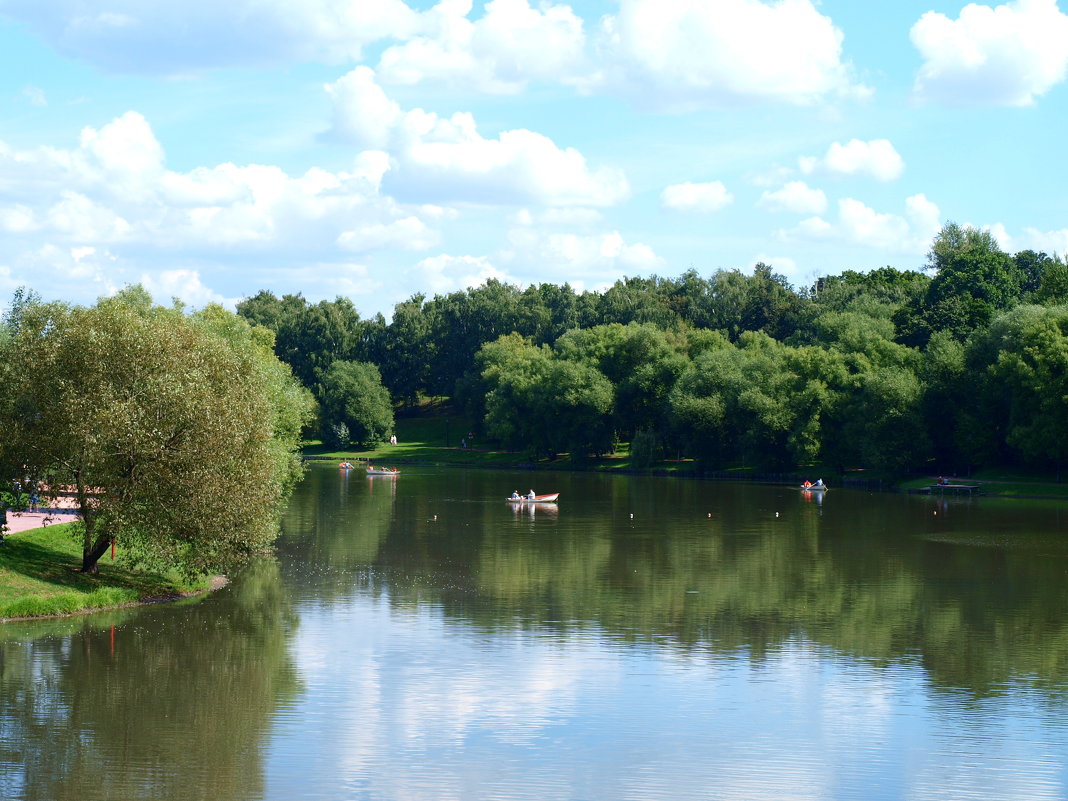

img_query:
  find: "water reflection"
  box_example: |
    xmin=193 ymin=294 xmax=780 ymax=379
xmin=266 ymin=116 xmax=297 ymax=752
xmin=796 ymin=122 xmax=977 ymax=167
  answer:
xmin=3 ymin=467 xmax=1068 ymax=801
xmin=0 ymin=560 xmax=299 ymax=801
xmin=283 ymin=467 xmax=1068 ymax=699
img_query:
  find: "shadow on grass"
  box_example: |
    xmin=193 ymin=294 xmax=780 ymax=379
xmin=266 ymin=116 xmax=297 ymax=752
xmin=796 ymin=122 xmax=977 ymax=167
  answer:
xmin=1 ymin=525 xmax=199 ymax=615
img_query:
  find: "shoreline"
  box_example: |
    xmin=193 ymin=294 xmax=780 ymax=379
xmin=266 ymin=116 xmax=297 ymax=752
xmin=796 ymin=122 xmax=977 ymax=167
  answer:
xmin=0 ymin=575 xmax=228 ymax=624
xmin=0 ymin=513 xmax=227 ymax=623
xmin=303 ymin=451 xmax=1067 ymax=501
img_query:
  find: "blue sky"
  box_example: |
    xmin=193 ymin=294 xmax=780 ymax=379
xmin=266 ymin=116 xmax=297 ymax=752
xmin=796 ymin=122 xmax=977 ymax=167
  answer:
xmin=1 ymin=0 xmax=1066 ymax=318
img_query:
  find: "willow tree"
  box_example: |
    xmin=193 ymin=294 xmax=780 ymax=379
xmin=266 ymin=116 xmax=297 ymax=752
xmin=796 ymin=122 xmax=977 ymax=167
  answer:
xmin=0 ymin=290 xmax=312 ymax=574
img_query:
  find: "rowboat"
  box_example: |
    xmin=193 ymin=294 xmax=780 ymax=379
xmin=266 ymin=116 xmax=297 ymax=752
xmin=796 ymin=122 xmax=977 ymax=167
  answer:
xmin=506 ymin=493 xmax=559 ymax=503
xmin=367 ymin=467 xmax=400 ymax=476
xmin=800 ymin=484 xmax=827 ymax=492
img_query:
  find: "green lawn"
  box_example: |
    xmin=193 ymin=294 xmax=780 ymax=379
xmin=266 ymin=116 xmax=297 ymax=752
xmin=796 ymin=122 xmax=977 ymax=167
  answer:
xmin=0 ymin=523 xmax=210 ymax=620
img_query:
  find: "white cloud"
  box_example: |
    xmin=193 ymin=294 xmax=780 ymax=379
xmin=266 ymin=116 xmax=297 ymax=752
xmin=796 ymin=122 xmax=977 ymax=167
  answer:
xmin=337 ymin=217 xmax=439 ymax=252
xmin=410 ymin=253 xmax=512 ymax=295
xmin=661 ymin=181 xmax=733 ymax=213
xmin=377 ymin=0 xmax=588 ymax=93
xmin=500 ymin=228 xmax=664 ymax=284
xmin=139 ymin=269 xmax=233 ymax=307
xmin=758 ymin=181 xmax=827 ymax=214
xmin=8 ymin=244 xmax=120 ymax=297
xmin=799 ymin=139 xmax=904 ymax=182
xmin=325 ymin=67 xmax=629 ymax=207
xmin=590 ymin=0 xmax=870 ymax=108
xmin=0 ymin=0 xmax=425 ymax=73
xmin=782 ymin=193 xmax=941 ymax=254
xmin=0 ymin=111 xmax=437 ymax=252
xmin=1020 ymin=226 xmax=1068 ymax=254
xmin=511 ymin=207 xmax=604 ymax=226
xmin=911 ymin=0 xmax=1068 ymax=106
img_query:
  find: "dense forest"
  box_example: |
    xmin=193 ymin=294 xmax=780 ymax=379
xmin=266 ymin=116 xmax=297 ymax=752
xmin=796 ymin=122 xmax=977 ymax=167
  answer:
xmin=236 ymin=223 xmax=1068 ymax=474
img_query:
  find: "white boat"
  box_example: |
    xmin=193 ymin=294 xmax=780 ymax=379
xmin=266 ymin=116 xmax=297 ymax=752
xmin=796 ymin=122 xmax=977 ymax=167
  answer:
xmin=800 ymin=484 xmax=827 ymax=492
xmin=506 ymin=493 xmax=559 ymax=503
xmin=367 ymin=467 xmax=400 ymax=476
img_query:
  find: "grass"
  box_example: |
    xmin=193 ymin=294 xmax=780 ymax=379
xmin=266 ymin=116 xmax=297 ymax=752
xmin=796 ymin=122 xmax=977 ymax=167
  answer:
xmin=0 ymin=523 xmax=211 ymax=621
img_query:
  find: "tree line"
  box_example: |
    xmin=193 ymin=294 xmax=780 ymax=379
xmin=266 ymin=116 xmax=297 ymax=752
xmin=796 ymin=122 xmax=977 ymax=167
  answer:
xmin=236 ymin=223 xmax=1068 ymax=475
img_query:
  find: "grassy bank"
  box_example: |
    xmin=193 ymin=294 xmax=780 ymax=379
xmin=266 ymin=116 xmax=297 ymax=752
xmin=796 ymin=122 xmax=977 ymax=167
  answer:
xmin=0 ymin=523 xmax=212 ymax=621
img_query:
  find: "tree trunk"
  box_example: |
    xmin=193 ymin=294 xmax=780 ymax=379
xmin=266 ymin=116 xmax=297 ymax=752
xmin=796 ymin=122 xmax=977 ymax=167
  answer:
xmin=81 ymin=533 xmax=112 ymax=574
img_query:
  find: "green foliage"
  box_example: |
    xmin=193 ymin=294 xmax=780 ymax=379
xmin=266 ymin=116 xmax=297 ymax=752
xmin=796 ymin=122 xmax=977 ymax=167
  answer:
xmin=0 ymin=290 xmax=309 ymax=575
xmin=629 ymin=428 xmax=662 ymax=468
xmin=896 ymin=223 xmax=1022 ymax=347
xmin=983 ymin=305 xmax=1068 ymax=465
xmin=480 ymin=337 xmax=614 ymax=458
xmin=234 ymin=225 xmax=1068 ymax=476
xmin=318 ymin=360 xmax=394 ymax=448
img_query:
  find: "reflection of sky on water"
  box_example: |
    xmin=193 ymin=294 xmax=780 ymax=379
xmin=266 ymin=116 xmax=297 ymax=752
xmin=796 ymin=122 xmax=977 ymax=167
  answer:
xmin=264 ymin=596 xmax=1068 ymax=801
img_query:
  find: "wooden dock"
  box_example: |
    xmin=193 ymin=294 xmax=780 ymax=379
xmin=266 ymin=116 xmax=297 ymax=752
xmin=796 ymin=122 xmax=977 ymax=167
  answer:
xmin=925 ymin=483 xmax=980 ymax=495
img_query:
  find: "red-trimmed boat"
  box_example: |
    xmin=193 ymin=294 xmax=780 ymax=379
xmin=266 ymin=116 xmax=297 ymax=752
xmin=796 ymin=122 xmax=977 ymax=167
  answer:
xmin=506 ymin=493 xmax=559 ymax=503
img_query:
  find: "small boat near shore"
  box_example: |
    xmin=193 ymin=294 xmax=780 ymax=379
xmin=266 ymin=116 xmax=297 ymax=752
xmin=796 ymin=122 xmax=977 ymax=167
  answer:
xmin=506 ymin=493 xmax=559 ymax=503
xmin=367 ymin=467 xmax=400 ymax=476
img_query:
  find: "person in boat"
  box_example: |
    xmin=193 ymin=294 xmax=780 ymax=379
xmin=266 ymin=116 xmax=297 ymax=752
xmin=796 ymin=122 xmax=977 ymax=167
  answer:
xmin=814 ymin=478 xmax=823 ymax=487
xmin=802 ymin=480 xmax=812 ymax=488
xmin=527 ymin=489 xmax=536 ymax=500
xmin=510 ymin=490 xmax=520 ymax=500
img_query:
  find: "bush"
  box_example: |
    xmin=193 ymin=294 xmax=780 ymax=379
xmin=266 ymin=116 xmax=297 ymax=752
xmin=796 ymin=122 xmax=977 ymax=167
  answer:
xmin=324 ymin=421 xmax=350 ymax=449
xmin=629 ymin=428 xmax=662 ymax=468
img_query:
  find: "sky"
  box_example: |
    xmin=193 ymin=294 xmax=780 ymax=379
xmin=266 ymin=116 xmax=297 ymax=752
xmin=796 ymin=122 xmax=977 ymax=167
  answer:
xmin=1 ymin=0 xmax=1067 ymax=319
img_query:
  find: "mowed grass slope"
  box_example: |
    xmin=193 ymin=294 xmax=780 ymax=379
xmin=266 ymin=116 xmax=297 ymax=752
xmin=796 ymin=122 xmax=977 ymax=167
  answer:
xmin=0 ymin=523 xmax=208 ymax=620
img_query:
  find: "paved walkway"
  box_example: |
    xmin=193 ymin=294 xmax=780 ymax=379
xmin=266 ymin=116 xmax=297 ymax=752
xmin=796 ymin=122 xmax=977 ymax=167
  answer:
xmin=3 ymin=497 xmax=81 ymax=535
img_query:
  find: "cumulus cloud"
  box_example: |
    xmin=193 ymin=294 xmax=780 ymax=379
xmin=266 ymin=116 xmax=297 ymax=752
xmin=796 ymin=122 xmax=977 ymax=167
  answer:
xmin=500 ymin=228 xmax=664 ymax=285
xmin=410 ymin=253 xmax=513 ymax=295
xmin=0 ymin=111 xmax=448 ymax=309
xmin=139 ymin=269 xmax=234 ymax=307
xmin=0 ymin=111 xmax=436 ymax=252
xmin=5 ymin=244 xmax=120 ymax=299
xmin=910 ymin=0 xmax=1068 ymax=106
xmin=782 ymin=193 xmax=941 ymax=254
xmin=1020 ymin=226 xmax=1068 ymax=254
xmin=325 ymin=67 xmax=629 ymax=207
xmin=589 ymin=0 xmax=870 ymax=108
xmin=377 ymin=0 xmax=588 ymax=93
xmin=758 ymin=181 xmax=827 ymax=214
xmin=511 ymin=208 xmax=604 ymax=226
xmin=798 ymin=139 xmax=904 ymax=182
xmin=337 ymin=217 xmax=439 ymax=252
xmin=660 ymin=181 xmax=733 ymax=213
xmin=0 ymin=0 xmax=424 ymax=73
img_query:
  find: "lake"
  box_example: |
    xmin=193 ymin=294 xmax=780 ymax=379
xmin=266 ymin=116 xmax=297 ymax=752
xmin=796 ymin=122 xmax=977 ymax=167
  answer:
xmin=3 ymin=465 xmax=1068 ymax=800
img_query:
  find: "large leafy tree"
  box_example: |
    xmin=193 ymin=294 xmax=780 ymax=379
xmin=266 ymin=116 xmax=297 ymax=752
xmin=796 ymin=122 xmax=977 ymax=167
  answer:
xmin=318 ymin=360 xmax=394 ymax=448
xmin=983 ymin=305 xmax=1068 ymax=468
xmin=0 ymin=291 xmax=312 ymax=575
xmin=555 ymin=322 xmax=689 ymax=439
xmin=480 ymin=337 xmax=614 ymax=458
xmin=895 ymin=223 xmax=1022 ymax=346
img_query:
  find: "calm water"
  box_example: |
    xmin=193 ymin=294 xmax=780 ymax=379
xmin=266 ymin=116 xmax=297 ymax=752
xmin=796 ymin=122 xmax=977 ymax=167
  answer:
xmin=4 ymin=466 xmax=1068 ymax=800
